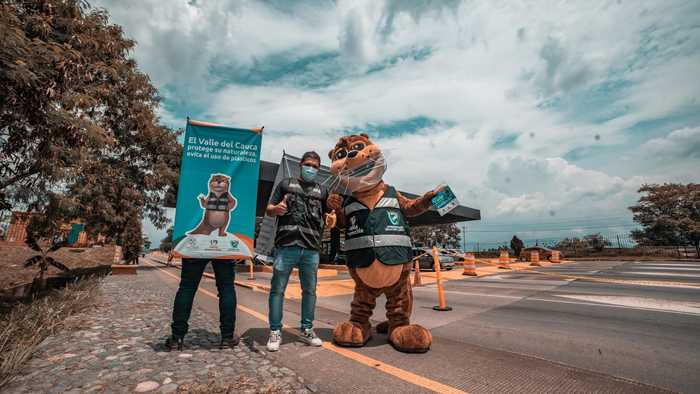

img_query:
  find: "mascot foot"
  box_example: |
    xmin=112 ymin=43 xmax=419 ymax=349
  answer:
xmin=388 ymin=324 xmax=432 ymax=353
xmin=333 ymin=321 xmax=370 ymax=347
xmin=376 ymin=321 xmax=389 ymax=334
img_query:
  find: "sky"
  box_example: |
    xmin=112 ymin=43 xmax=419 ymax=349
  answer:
xmin=92 ymin=0 xmax=700 ymax=250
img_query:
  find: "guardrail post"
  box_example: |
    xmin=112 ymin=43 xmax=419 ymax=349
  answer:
xmin=248 ymin=259 xmax=255 ymax=280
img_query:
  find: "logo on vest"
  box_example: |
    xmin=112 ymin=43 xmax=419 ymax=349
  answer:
xmin=229 ymin=239 xmax=239 ymax=250
xmin=348 ymin=215 xmax=364 ymax=236
xmin=387 ymin=211 xmax=400 ymax=225
xmin=385 ymin=211 xmax=405 ymax=232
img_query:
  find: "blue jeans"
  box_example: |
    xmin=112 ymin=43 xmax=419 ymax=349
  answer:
xmin=268 ymin=246 xmax=319 ymax=331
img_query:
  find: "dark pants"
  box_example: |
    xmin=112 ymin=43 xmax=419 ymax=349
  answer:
xmin=171 ymin=258 xmax=237 ymax=338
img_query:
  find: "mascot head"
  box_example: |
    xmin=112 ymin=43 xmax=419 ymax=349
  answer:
xmin=328 ymin=133 xmax=386 ymax=193
xmin=208 ymin=174 xmax=230 ymax=196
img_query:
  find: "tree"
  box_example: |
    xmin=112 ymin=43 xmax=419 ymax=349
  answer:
xmin=411 ymin=224 xmax=461 ymax=249
xmin=1 ymin=1 xmax=181 ymax=243
xmin=143 ymin=237 xmax=151 ymax=251
xmin=510 ymin=235 xmax=524 ymax=257
xmin=629 ymin=183 xmax=700 ymax=256
xmin=555 ymin=234 xmax=610 ymax=252
xmin=120 ymin=215 xmax=143 ymax=264
xmin=23 ymin=212 xmax=70 ymax=291
xmin=583 ymin=233 xmax=611 ymax=252
xmin=159 ymin=227 xmax=174 ymax=253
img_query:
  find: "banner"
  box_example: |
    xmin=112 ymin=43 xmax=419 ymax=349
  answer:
xmin=172 ymin=119 xmax=263 ymax=260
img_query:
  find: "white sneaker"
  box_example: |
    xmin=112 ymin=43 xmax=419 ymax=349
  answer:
xmin=300 ymin=328 xmax=323 ymax=347
xmin=266 ymin=329 xmax=282 ymax=352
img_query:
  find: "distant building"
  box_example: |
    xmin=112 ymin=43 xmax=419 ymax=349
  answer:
xmin=3 ymin=211 xmax=105 ymax=246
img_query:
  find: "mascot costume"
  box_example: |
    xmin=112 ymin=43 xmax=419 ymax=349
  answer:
xmin=326 ymin=133 xmax=441 ymax=353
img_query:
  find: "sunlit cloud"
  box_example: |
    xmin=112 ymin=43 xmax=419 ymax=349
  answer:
xmin=93 ymin=0 xmax=700 ymax=245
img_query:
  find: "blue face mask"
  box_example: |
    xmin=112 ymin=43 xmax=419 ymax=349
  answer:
xmin=301 ymin=165 xmax=318 ymax=182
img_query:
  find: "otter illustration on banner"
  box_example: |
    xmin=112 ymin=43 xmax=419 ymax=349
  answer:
xmin=189 ymin=174 xmax=237 ymax=237
xmin=172 ymin=119 xmax=262 ymax=260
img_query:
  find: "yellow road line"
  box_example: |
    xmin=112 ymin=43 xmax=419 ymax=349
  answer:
xmin=142 ymin=260 xmax=467 ymax=394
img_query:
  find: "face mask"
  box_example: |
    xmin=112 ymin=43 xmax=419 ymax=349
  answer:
xmin=301 ymin=165 xmax=318 ymax=182
xmin=339 ymin=153 xmax=386 ymax=193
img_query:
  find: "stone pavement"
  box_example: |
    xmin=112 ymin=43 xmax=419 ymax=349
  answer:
xmin=3 ymin=273 xmax=311 ymax=394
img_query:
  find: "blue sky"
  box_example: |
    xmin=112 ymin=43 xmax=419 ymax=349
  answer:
xmin=94 ymin=0 xmax=700 ymax=249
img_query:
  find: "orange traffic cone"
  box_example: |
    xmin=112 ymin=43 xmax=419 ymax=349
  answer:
xmin=550 ymin=250 xmax=561 ymax=264
xmin=432 ymin=247 xmax=452 ymax=311
xmin=462 ymin=253 xmax=477 ymax=276
xmin=413 ymin=259 xmax=423 ymax=287
xmin=529 ymin=250 xmax=542 ymax=266
xmin=498 ymin=250 xmax=511 ymax=269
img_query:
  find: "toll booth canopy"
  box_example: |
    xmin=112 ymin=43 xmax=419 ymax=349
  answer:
xmin=255 ymin=153 xmax=480 ymax=262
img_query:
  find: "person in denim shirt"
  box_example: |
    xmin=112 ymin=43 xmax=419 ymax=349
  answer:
xmin=265 ymin=151 xmax=336 ymax=351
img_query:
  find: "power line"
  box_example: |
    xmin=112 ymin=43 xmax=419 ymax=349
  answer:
xmin=467 ymin=224 xmax=639 ymax=233
xmin=473 ymin=216 xmax=633 ymax=227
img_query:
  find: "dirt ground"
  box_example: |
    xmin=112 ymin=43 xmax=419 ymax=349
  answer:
xmin=0 ymin=243 xmax=118 ymax=289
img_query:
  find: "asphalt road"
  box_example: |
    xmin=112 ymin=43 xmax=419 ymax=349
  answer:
xmin=143 ymin=258 xmax=700 ymax=393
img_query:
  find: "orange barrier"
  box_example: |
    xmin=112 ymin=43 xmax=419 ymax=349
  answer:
xmin=462 ymin=253 xmax=477 ymax=276
xmin=498 ymin=250 xmax=511 ymax=269
xmin=248 ymin=259 xmax=255 ymax=280
xmin=550 ymin=250 xmax=561 ymax=263
xmin=413 ymin=259 xmax=423 ymax=287
xmin=529 ymin=250 xmax=542 ymax=267
xmin=432 ymin=246 xmax=452 ymax=311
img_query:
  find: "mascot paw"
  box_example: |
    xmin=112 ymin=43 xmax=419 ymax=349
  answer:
xmin=375 ymin=321 xmax=389 ymax=334
xmin=388 ymin=324 xmax=432 ymax=353
xmin=333 ymin=321 xmax=370 ymax=347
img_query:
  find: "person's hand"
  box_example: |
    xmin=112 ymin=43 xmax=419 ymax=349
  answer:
xmin=325 ymin=210 xmax=337 ymax=229
xmin=327 ymin=193 xmax=343 ymax=211
xmin=272 ymin=195 xmax=289 ymax=216
xmin=426 ymin=185 xmax=444 ymax=199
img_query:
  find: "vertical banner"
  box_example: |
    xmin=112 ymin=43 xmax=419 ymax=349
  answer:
xmin=172 ymin=119 xmax=263 ymax=260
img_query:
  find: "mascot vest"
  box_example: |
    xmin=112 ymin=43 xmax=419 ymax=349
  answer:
xmin=206 ymin=192 xmax=230 ymax=211
xmin=342 ymin=186 xmax=413 ymax=268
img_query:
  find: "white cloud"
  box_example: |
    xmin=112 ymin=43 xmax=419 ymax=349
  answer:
xmin=91 ymin=0 xmax=700 ymax=244
xmin=641 ymin=126 xmax=700 ymax=159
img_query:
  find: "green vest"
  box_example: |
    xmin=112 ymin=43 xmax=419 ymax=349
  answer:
xmin=342 ymin=186 xmax=413 ymax=268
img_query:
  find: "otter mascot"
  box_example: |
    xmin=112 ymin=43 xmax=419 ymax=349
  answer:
xmin=189 ymin=174 xmax=237 ymax=237
xmin=326 ymin=134 xmax=441 ymax=353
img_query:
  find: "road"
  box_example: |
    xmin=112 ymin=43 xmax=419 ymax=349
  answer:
xmin=141 ymin=258 xmax=700 ymax=393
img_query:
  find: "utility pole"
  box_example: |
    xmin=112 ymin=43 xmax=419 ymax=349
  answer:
xmin=462 ymin=223 xmax=466 ymax=252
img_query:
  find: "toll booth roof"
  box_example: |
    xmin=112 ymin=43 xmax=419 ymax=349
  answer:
xmin=256 ymin=154 xmax=480 ymax=226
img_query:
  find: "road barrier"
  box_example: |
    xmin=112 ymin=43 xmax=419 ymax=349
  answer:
xmin=432 ymin=246 xmax=452 ymax=311
xmin=498 ymin=250 xmax=511 ymax=269
xmin=550 ymin=250 xmax=561 ymax=263
xmin=529 ymin=250 xmax=542 ymax=267
xmin=462 ymin=253 xmax=477 ymax=276
xmin=413 ymin=259 xmax=423 ymax=287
